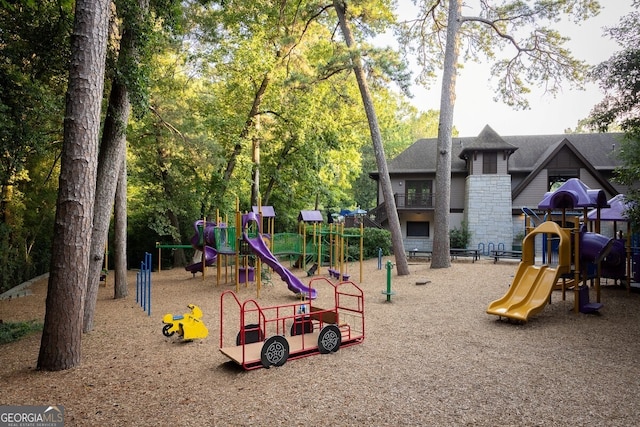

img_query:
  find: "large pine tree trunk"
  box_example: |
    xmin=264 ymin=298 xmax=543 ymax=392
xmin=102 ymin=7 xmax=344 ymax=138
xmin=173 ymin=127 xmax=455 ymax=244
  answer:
xmin=84 ymin=0 xmax=149 ymax=332
xmin=37 ymin=0 xmax=110 ymax=371
xmin=83 ymin=82 xmax=129 ymax=332
xmin=431 ymin=0 xmax=461 ymax=269
xmin=114 ymin=156 xmax=128 ymax=299
xmin=333 ymin=0 xmax=409 ymax=275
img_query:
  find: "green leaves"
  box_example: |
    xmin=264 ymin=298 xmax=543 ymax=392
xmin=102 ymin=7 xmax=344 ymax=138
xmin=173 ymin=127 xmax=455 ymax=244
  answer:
xmin=588 ymin=6 xmax=640 ymax=230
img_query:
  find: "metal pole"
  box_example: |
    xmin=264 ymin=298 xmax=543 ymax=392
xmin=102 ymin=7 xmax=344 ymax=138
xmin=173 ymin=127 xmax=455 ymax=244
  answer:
xmin=381 ymin=260 xmax=395 ymax=302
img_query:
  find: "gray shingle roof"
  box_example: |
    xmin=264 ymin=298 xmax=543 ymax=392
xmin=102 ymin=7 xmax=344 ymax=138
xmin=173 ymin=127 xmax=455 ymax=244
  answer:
xmin=459 ymin=125 xmax=518 ymax=157
xmin=379 ymin=127 xmax=624 ymax=175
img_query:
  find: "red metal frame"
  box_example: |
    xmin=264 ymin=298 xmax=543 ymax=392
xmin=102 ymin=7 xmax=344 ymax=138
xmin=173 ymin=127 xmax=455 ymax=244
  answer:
xmin=219 ymin=278 xmax=365 ymax=370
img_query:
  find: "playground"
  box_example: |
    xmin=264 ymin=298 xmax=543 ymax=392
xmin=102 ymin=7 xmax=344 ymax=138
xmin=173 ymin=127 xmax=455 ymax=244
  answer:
xmin=2 ymin=256 xmax=640 ymax=425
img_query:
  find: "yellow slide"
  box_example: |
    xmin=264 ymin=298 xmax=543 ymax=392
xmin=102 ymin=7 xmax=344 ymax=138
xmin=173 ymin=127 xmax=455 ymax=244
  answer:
xmin=486 ymin=265 xmax=561 ymax=321
xmin=487 ymin=221 xmax=571 ymax=322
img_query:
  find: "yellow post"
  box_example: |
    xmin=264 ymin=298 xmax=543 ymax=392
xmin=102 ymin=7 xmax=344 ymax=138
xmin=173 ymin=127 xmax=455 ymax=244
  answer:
xmin=573 ymin=219 xmax=580 ymax=313
xmin=302 ymin=221 xmax=307 ymax=271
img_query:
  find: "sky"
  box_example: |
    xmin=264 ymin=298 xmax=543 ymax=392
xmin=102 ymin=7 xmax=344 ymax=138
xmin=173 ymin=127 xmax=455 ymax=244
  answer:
xmin=383 ymin=1 xmax=634 ymax=137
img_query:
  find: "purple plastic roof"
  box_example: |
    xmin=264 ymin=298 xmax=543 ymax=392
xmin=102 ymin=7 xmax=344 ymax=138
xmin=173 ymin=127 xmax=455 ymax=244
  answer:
xmin=298 ymin=210 xmax=324 ymax=222
xmin=252 ymin=206 xmax=276 ymax=217
xmin=586 ymin=194 xmax=630 ymax=222
xmin=537 ymin=178 xmax=609 ymax=210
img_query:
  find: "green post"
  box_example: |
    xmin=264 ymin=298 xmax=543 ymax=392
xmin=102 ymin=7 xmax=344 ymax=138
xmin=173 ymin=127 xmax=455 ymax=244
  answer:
xmin=381 ymin=260 xmax=395 ymax=302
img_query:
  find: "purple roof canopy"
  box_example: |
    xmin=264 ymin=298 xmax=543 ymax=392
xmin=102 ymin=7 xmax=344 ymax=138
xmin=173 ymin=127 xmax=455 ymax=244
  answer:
xmin=586 ymin=194 xmax=630 ymax=222
xmin=252 ymin=206 xmax=276 ymax=217
xmin=537 ymin=178 xmax=609 ymax=210
xmin=298 ymin=210 xmax=324 ymax=222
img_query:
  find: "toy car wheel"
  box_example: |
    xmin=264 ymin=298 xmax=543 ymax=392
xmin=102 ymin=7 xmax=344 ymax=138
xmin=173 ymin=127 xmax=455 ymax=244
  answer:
xmin=260 ymin=336 xmax=289 ymax=368
xmin=236 ymin=323 xmax=264 ymax=345
xmin=318 ymin=324 xmax=341 ymax=354
xmin=162 ymin=324 xmax=174 ymax=337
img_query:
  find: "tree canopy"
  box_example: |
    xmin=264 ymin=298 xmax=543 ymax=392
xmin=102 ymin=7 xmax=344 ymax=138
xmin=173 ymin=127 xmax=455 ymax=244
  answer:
xmin=588 ymin=2 xmax=640 ymax=229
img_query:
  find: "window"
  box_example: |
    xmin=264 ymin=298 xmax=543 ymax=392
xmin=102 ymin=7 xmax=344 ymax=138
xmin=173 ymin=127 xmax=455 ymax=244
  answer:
xmin=407 ymin=221 xmax=429 ymax=237
xmin=548 ymin=169 xmax=579 ymax=191
xmin=483 ymin=152 xmax=497 ymax=174
xmin=405 ymin=180 xmax=433 ymax=207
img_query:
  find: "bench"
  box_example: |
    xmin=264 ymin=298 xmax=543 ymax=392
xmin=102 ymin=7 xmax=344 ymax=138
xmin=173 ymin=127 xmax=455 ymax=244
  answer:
xmin=407 ymin=250 xmax=432 ymax=260
xmin=491 ymin=250 xmax=522 ymax=263
xmin=449 ymin=248 xmax=479 ymax=263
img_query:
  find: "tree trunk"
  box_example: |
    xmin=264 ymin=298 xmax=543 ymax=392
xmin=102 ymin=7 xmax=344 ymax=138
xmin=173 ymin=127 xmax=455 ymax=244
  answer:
xmin=37 ymin=0 xmax=110 ymax=371
xmin=168 ymin=209 xmax=187 ymax=267
xmin=213 ymin=73 xmax=270 ymax=208
xmin=155 ymin=143 xmax=187 ymax=267
xmin=251 ymin=134 xmax=260 ymax=207
xmin=83 ymin=82 xmax=129 ymax=332
xmin=114 ymin=156 xmax=128 ymax=299
xmin=333 ymin=0 xmax=409 ymax=275
xmin=84 ymin=0 xmax=149 ymax=331
xmin=263 ymin=137 xmax=296 ymax=205
xmin=431 ymin=0 xmax=461 ymax=269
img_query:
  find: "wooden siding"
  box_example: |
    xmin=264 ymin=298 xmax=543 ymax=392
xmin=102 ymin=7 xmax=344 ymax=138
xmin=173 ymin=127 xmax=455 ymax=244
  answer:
xmin=471 ymin=153 xmax=481 ymax=174
xmin=548 ymin=145 xmax=580 ymax=169
xmin=451 ymin=175 xmax=466 ymax=210
xmin=513 ymin=170 xmax=548 ymax=208
xmin=468 ymin=151 xmax=509 ymax=175
xmin=579 ymin=169 xmax=621 ymax=200
xmin=498 ymin=152 xmax=509 ymax=175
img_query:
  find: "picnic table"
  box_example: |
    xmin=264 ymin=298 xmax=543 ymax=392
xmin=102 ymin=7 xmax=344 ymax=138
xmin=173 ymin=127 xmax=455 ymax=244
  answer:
xmin=449 ymin=248 xmax=480 ymax=263
xmin=407 ymin=248 xmax=481 ymax=263
xmin=407 ymin=249 xmax=432 ymax=260
xmin=491 ymin=250 xmax=522 ymax=263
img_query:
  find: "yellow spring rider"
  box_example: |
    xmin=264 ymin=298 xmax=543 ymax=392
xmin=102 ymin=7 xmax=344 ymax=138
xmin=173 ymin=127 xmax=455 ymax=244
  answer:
xmin=162 ymin=304 xmax=209 ymax=340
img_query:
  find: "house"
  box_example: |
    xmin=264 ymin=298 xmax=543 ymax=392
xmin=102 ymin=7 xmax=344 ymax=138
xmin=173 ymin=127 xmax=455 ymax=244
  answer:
xmin=368 ymin=125 xmax=629 ymax=252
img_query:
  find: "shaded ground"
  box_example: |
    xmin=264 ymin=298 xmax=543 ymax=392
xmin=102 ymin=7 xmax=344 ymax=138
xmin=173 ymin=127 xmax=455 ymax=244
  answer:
xmin=1 ymin=257 xmax=639 ymax=426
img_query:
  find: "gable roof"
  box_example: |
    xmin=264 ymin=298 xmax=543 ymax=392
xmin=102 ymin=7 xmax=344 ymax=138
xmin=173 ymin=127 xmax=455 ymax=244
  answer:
xmin=371 ymin=127 xmax=624 ymax=178
xmin=298 ymin=210 xmax=323 ymax=222
xmin=504 ymin=132 xmax=623 ymax=172
xmin=252 ymin=206 xmax=276 ymax=217
xmin=512 ymin=137 xmax=619 ymax=198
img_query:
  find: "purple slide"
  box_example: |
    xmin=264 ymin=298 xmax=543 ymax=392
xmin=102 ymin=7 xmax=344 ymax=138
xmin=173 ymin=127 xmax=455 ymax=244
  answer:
xmin=185 ymin=245 xmax=217 ymax=273
xmin=243 ymin=213 xmax=317 ymax=299
xmin=185 ymin=221 xmax=218 ymax=273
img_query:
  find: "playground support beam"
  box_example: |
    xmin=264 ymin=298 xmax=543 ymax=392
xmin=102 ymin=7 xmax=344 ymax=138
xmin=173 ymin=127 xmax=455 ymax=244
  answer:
xmin=155 ymin=243 xmax=193 ymax=272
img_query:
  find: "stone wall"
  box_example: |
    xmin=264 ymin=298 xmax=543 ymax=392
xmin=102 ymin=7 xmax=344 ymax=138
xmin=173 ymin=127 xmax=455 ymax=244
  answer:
xmin=464 ymin=175 xmax=513 ymax=252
